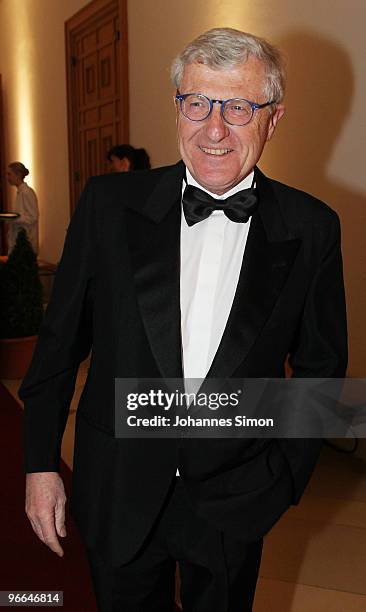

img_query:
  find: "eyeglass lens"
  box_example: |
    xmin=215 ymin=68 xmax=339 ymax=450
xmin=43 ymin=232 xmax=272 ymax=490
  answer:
xmin=181 ymin=94 xmax=253 ymax=125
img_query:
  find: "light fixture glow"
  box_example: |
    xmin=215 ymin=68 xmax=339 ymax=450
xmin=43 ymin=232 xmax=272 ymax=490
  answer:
xmin=13 ymin=5 xmax=35 ymax=189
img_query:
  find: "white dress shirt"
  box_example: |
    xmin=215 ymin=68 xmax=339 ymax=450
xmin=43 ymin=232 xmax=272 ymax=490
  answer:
xmin=7 ymin=182 xmax=39 ymax=255
xmin=180 ymin=168 xmax=254 ymax=382
xmin=177 ymin=168 xmax=254 ymax=476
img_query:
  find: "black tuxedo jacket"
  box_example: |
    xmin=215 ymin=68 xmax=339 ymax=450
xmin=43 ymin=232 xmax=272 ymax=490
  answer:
xmin=19 ymin=161 xmax=347 ymax=566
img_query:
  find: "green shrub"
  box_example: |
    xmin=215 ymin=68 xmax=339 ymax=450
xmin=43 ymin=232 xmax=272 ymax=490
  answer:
xmin=0 ymin=229 xmax=43 ymax=338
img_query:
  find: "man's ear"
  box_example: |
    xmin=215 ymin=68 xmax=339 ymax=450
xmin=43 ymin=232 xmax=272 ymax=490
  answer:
xmin=173 ymin=94 xmax=180 ymax=124
xmin=266 ymin=104 xmax=285 ymax=141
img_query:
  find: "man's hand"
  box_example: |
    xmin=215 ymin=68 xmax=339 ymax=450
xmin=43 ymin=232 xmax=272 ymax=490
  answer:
xmin=25 ymin=472 xmax=67 ymax=557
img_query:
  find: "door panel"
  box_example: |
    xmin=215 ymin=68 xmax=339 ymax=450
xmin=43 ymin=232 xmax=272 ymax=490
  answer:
xmin=66 ymin=0 xmax=129 ymax=213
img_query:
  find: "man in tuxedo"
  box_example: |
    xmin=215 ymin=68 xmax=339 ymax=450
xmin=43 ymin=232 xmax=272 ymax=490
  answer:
xmin=20 ymin=28 xmax=347 ymax=611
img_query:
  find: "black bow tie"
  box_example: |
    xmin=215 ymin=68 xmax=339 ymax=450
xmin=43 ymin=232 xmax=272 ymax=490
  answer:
xmin=182 ymin=182 xmax=258 ymax=227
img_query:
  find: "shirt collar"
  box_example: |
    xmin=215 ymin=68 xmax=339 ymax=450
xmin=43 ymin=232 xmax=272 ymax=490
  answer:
xmin=184 ymin=167 xmax=255 ymax=200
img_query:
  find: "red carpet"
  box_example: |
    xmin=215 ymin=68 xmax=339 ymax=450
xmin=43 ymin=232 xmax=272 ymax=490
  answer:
xmin=0 ymin=382 xmax=97 ymax=611
xmin=0 ymin=382 xmax=182 ymax=611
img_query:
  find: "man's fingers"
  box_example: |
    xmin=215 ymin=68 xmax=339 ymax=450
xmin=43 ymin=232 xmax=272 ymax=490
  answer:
xmin=29 ymin=518 xmax=45 ymax=543
xmin=28 ymin=513 xmax=64 ymax=556
xmin=38 ymin=515 xmax=64 ymax=557
xmin=55 ymin=498 xmax=67 ymax=538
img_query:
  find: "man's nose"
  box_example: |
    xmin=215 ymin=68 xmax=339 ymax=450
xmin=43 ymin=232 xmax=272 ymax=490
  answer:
xmin=204 ymin=103 xmax=230 ymax=141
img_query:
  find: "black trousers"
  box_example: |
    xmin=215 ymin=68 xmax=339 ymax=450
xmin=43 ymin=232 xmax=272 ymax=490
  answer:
xmin=86 ymin=477 xmax=263 ymax=612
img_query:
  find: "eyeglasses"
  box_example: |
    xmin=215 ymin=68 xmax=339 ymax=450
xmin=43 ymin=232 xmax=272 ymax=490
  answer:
xmin=175 ymin=91 xmax=276 ymax=126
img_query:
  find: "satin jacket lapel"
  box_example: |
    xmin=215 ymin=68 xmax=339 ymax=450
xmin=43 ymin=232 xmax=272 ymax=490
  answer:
xmin=124 ymin=162 xmax=301 ymax=382
xmin=125 ymin=162 xmax=185 ymax=380
xmin=207 ymin=168 xmax=301 ymax=379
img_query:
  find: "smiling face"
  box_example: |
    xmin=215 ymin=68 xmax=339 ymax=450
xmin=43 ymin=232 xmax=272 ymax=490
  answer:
xmin=176 ymin=56 xmax=285 ymax=194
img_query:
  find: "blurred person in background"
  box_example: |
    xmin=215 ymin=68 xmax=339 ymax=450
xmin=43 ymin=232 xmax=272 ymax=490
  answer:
xmin=6 ymin=161 xmax=39 ymax=255
xmin=107 ymin=144 xmax=151 ymax=172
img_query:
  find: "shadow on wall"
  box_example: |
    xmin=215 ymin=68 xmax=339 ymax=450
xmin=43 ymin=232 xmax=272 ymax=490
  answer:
xmin=262 ymin=30 xmax=366 ymax=377
xmin=259 ymin=35 xmax=365 ymax=609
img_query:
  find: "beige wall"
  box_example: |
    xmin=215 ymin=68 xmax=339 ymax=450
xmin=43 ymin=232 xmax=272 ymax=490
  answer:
xmin=0 ymin=0 xmax=89 ymax=262
xmin=0 ymin=0 xmax=365 ymax=376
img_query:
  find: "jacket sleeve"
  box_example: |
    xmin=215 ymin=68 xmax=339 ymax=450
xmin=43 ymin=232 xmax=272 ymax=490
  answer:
xmin=289 ymin=210 xmax=348 ymax=378
xmin=279 ymin=210 xmax=348 ymax=504
xmin=18 ymin=178 xmax=98 ymax=473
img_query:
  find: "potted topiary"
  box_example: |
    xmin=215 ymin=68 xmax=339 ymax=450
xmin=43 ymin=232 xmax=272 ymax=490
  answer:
xmin=0 ymin=228 xmax=44 ymax=378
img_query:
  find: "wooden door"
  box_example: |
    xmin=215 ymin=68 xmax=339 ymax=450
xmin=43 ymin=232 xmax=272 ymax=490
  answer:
xmin=65 ymin=0 xmax=129 ymax=213
xmin=0 ymin=74 xmax=8 ymax=254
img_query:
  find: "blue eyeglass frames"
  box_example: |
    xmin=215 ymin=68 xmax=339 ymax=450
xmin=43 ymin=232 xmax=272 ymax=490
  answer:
xmin=175 ymin=90 xmax=276 ymax=126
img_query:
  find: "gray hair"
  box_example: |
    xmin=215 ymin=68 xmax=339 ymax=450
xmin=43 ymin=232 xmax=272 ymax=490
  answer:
xmin=171 ymin=27 xmax=286 ymax=103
